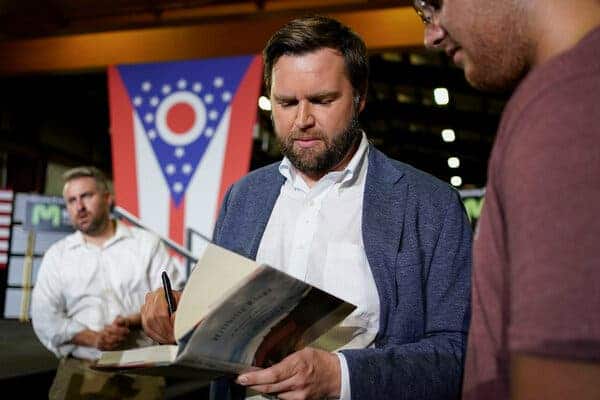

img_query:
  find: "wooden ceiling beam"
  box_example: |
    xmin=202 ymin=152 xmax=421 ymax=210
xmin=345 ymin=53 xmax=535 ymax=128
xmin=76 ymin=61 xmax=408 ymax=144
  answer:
xmin=0 ymin=6 xmax=423 ymax=76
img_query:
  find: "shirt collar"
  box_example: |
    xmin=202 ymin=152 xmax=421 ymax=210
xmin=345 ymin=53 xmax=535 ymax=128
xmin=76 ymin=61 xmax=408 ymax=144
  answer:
xmin=65 ymin=219 xmax=132 ymax=249
xmin=279 ymin=131 xmax=369 ymax=190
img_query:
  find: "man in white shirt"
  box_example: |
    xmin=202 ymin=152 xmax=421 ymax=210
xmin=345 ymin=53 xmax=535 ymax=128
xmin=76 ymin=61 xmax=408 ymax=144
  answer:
xmin=31 ymin=166 xmax=184 ymax=399
xmin=141 ymin=16 xmax=472 ymax=400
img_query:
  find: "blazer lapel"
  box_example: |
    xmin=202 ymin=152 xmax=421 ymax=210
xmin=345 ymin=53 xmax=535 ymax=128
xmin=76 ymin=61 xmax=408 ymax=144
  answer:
xmin=247 ymin=165 xmax=285 ymax=259
xmin=362 ymin=146 xmax=407 ymax=332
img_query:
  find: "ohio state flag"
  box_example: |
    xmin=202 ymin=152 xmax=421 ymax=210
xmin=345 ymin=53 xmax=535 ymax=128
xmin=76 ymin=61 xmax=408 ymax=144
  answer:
xmin=108 ymin=55 xmax=263 ymax=246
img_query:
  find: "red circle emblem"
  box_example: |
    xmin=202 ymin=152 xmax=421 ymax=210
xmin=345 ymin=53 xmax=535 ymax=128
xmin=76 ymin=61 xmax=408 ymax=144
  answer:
xmin=166 ymin=102 xmax=196 ymax=134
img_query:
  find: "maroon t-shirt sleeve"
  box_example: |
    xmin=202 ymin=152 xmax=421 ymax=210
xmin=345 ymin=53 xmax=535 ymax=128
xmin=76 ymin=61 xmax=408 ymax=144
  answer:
xmin=500 ymin=81 xmax=600 ymax=360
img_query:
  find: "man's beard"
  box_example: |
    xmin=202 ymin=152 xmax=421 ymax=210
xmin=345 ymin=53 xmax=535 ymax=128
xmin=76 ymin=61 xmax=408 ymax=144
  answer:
xmin=278 ymin=116 xmax=362 ymax=177
xmin=74 ymin=209 xmax=109 ymax=236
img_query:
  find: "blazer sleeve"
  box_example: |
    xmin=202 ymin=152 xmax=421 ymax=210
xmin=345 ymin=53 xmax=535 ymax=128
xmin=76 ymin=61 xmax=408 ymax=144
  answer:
xmin=341 ymin=194 xmax=472 ymax=399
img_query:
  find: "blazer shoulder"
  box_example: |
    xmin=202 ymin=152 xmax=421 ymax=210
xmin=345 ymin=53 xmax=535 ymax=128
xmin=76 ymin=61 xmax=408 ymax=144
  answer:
xmin=232 ymin=162 xmax=281 ymax=188
xmin=382 ymin=154 xmax=460 ymax=206
xmin=226 ymin=162 xmax=283 ymax=201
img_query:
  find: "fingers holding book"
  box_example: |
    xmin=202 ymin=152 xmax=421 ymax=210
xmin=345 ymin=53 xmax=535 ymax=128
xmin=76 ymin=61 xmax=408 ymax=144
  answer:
xmin=236 ymin=347 xmax=342 ymax=400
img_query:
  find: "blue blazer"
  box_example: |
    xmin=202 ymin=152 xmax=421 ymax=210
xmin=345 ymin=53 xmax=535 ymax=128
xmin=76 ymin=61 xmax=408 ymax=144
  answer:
xmin=212 ymin=145 xmax=472 ymax=399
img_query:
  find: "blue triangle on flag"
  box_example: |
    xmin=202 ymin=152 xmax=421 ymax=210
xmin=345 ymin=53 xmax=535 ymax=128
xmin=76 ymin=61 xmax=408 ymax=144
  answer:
xmin=117 ymin=55 xmax=255 ymax=205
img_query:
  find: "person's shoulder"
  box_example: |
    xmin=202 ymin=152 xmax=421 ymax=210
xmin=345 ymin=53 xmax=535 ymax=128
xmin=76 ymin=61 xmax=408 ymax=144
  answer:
xmin=116 ymin=223 xmax=163 ymax=251
xmin=505 ymin=33 xmax=600 ymax=125
xmin=227 ymin=161 xmax=282 ymax=195
xmin=498 ymin=51 xmax=600 ymax=160
xmin=374 ymin=148 xmax=459 ymax=205
xmin=41 ymin=231 xmax=80 ymax=258
xmin=122 ymin=223 xmax=160 ymax=242
xmin=235 ymin=162 xmax=281 ymax=185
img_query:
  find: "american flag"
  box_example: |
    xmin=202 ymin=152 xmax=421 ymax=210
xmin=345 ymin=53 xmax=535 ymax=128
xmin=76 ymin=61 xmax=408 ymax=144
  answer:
xmin=0 ymin=190 xmax=12 ymax=269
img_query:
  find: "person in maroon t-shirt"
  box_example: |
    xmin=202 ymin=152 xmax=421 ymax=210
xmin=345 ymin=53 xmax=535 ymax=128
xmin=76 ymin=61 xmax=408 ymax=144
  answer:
xmin=413 ymin=1 xmax=600 ymax=399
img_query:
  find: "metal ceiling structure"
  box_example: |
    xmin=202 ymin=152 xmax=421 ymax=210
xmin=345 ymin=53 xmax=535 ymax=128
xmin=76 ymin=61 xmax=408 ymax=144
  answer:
xmin=0 ymin=0 xmax=409 ymax=40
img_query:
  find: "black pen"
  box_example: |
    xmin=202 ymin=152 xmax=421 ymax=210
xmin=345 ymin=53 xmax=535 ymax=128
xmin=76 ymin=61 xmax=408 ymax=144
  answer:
xmin=161 ymin=270 xmax=177 ymax=316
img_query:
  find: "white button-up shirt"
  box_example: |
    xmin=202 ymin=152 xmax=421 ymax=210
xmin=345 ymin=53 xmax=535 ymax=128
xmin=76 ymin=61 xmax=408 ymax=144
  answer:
xmin=256 ymin=133 xmax=380 ymax=400
xmin=31 ymin=220 xmax=185 ymax=360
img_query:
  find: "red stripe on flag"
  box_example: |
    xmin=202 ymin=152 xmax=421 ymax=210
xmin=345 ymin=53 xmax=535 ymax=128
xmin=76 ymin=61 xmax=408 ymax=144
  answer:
xmin=216 ymin=55 xmax=264 ymax=216
xmin=169 ymin=198 xmax=185 ymax=246
xmin=108 ymin=66 xmax=139 ymax=217
xmin=0 ymin=190 xmax=11 ymax=270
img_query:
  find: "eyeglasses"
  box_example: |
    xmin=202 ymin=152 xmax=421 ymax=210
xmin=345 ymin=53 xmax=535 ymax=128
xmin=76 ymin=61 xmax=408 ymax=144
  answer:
xmin=413 ymin=0 xmax=441 ymax=25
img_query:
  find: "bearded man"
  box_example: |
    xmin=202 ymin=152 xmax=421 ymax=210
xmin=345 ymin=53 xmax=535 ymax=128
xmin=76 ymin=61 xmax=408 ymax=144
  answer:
xmin=142 ymin=16 xmax=472 ymax=400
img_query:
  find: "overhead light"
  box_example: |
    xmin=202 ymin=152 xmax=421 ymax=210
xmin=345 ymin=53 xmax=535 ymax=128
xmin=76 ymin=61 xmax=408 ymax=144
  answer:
xmin=258 ymin=96 xmax=271 ymax=111
xmin=396 ymin=93 xmax=413 ymax=104
xmin=382 ymin=52 xmax=402 ymax=62
xmin=450 ymin=176 xmax=463 ymax=187
xmin=409 ymin=53 xmax=428 ymax=66
xmin=441 ymin=129 xmax=456 ymax=142
xmin=434 ymin=88 xmax=450 ymax=105
xmin=447 ymin=157 xmax=460 ymax=168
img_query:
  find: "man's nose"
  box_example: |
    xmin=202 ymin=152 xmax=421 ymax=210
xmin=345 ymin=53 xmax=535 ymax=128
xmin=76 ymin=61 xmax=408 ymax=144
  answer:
xmin=424 ymin=21 xmax=447 ymax=49
xmin=294 ymin=101 xmax=315 ymax=130
xmin=75 ymin=198 xmax=85 ymax=211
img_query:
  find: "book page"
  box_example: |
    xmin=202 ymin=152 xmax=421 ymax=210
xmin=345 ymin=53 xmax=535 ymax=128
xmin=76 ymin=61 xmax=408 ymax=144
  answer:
xmin=96 ymin=344 xmax=178 ymax=368
xmin=174 ymin=243 xmax=260 ymax=341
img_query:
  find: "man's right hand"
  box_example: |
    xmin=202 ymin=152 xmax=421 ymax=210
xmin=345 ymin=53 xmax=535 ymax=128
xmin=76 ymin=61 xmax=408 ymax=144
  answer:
xmin=141 ymin=288 xmax=182 ymax=344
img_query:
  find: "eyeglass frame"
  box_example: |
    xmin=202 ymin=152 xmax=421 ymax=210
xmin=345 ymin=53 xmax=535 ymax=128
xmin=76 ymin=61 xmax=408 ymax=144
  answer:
xmin=413 ymin=0 xmax=441 ymax=25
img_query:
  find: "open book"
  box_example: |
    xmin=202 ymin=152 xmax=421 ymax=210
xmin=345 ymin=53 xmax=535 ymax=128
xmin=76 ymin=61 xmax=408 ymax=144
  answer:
xmin=94 ymin=243 xmax=356 ymax=381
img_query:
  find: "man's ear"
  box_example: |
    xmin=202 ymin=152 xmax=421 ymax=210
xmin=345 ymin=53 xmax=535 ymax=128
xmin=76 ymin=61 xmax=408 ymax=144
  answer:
xmin=354 ymin=95 xmax=366 ymax=113
xmin=106 ymin=192 xmax=115 ymax=211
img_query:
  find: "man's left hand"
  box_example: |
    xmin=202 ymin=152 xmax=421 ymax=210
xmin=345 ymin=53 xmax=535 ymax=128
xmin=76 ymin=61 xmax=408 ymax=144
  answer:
xmin=236 ymin=347 xmax=341 ymax=400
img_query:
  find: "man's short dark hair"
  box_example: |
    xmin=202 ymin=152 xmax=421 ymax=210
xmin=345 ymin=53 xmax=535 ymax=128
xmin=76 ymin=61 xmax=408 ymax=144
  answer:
xmin=263 ymin=15 xmax=369 ymax=100
xmin=62 ymin=166 xmax=111 ymax=194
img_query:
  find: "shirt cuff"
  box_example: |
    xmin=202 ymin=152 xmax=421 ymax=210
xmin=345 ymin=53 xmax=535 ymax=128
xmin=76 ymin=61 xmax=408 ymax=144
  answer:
xmin=63 ymin=319 xmax=87 ymax=343
xmin=336 ymin=352 xmax=351 ymax=400
xmin=52 ymin=319 xmax=86 ymax=352
xmin=55 ymin=319 xmax=88 ymax=357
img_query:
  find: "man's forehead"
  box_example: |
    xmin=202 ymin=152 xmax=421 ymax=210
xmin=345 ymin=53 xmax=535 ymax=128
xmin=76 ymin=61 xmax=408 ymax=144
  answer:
xmin=270 ymin=79 xmax=347 ymax=98
xmin=270 ymin=49 xmax=350 ymax=93
xmin=63 ymin=176 xmax=98 ymax=195
xmin=272 ymin=48 xmax=345 ymax=71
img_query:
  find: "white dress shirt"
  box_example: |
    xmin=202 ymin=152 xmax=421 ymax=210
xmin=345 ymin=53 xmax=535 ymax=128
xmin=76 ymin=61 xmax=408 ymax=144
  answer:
xmin=31 ymin=220 xmax=185 ymax=360
xmin=256 ymin=133 xmax=380 ymax=400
